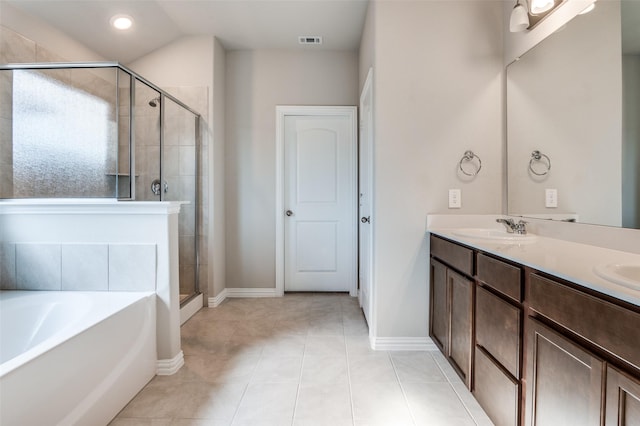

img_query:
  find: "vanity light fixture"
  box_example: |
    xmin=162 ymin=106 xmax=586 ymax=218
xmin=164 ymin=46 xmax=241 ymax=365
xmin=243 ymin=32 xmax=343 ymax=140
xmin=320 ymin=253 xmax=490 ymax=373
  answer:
xmin=110 ymin=14 xmax=134 ymax=30
xmin=510 ymin=0 xmax=530 ymax=32
xmin=526 ymin=0 xmax=566 ymax=31
xmin=530 ymin=0 xmax=555 ymax=15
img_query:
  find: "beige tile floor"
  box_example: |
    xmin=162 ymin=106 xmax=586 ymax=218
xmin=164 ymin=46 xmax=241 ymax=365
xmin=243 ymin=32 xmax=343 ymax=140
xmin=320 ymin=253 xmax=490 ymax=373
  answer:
xmin=111 ymin=294 xmax=494 ymax=426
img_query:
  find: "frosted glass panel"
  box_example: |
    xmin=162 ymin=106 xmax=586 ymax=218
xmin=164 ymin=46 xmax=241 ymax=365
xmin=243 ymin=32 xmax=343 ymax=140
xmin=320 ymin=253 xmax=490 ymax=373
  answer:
xmin=10 ymin=69 xmax=117 ymax=198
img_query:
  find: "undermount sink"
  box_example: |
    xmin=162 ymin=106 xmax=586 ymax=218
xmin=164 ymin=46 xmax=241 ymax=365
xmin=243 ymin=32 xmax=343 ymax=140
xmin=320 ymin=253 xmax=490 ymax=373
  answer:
xmin=593 ymin=264 xmax=640 ymax=290
xmin=452 ymin=228 xmax=537 ymax=243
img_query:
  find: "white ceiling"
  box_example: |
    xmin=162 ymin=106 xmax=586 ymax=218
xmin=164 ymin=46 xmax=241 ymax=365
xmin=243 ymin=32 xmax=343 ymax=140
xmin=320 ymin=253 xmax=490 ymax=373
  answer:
xmin=5 ymin=0 xmax=369 ymax=63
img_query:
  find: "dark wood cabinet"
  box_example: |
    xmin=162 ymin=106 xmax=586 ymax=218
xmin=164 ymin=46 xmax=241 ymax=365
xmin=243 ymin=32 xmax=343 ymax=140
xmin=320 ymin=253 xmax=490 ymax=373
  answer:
xmin=448 ymin=268 xmax=473 ymax=387
xmin=429 ymin=236 xmax=474 ymax=388
xmin=524 ymin=318 xmax=604 ymax=426
xmin=606 ymin=366 xmax=640 ymax=426
xmin=430 ymin=258 xmax=448 ymax=352
xmin=429 ymin=233 xmax=640 ymax=426
xmin=474 ymin=255 xmax=523 ymax=426
xmin=474 ymin=346 xmax=520 ymax=426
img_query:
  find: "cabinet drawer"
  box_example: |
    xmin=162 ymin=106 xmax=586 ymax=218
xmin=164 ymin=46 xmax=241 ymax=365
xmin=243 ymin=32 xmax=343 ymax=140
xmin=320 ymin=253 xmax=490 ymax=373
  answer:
xmin=477 ymin=253 xmax=522 ymax=302
xmin=529 ymin=273 xmax=640 ymax=371
xmin=430 ymin=235 xmax=473 ymax=276
xmin=476 ymin=285 xmax=522 ymax=378
xmin=474 ymin=346 xmax=520 ymax=426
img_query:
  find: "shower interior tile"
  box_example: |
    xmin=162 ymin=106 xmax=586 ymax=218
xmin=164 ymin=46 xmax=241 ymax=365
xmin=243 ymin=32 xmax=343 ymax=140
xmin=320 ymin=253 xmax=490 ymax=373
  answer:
xmin=0 ymin=27 xmax=36 ymax=63
xmin=108 ymin=244 xmax=156 ymax=291
xmin=163 ymin=146 xmax=180 ymax=176
xmin=179 ymin=176 xmax=197 ymax=203
xmin=179 ymin=205 xmax=196 ymax=236
xmin=0 ymin=72 xmax=13 ymax=120
xmin=180 ymin=116 xmax=197 ymax=146
xmin=179 ymin=264 xmax=196 ymax=295
xmin=179 ymin=146 xmax=196 ymax=176
xmin=16 ymin=243 xmax=62 ymax=290
xmin=0 ymin=243 xmax=16 ymax=290
xmin=35 ymin=47 xmax=71 ymax=85
xmin=179 ymin=236 xmax=196 ymax=265
xmin=61 ymin=244 xmax=108 ymax=291
xmin=163 ymin=114 xmax=181 ymax=146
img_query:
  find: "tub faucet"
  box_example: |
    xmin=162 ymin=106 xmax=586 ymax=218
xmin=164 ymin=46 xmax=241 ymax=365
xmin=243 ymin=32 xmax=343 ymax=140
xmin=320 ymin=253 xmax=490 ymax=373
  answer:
xmin=496 ymin=218 xmax=528 ymax=235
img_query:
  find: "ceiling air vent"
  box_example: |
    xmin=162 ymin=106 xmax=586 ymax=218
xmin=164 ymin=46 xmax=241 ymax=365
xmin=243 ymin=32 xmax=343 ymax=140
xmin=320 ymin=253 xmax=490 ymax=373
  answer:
xmin=298 ymin=36 xmax=323 ymax=45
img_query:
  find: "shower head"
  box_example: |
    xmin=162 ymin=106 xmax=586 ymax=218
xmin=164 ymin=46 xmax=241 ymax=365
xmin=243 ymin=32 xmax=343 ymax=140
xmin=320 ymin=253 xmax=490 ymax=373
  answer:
xmin=149 ymin=96 xmax=160 ymax=107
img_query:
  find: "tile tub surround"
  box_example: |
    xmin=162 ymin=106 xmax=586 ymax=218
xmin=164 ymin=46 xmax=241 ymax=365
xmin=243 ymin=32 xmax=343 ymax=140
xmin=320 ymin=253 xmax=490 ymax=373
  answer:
xmin=1 ymin=242 xmax=156 ymax=291
xmin=0 ymin=199 xmax=185 ymax=371
xmin=426 ymin=215 xmax=640 ymax=307
xmin=111 ymin=294 xmax=493 ymax=426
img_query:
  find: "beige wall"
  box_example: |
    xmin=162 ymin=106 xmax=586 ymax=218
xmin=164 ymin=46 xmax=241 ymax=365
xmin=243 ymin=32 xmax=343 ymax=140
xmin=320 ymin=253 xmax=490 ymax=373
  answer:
xmin=225 ymin=50 xmax=358 ymax=289
xmin=366 ymin=0 xmax=504 ymax=338
xmin=358 ymin=1 xmax=375 ymax=95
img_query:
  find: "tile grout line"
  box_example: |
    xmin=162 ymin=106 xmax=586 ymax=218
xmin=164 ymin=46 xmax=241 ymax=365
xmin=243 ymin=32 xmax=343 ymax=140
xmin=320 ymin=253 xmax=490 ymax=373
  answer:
xmin=389 ymin=353 xmax=418 ymax=426
xmin=290 ymin=332 xmax=308 ymax=426
xmin=228 ymin=338 xmax=266 ymax=426
xmin=428 ymin=351 xmax=482 ymax=426
xmin=343 ymin=313 xmax=357 ymax=426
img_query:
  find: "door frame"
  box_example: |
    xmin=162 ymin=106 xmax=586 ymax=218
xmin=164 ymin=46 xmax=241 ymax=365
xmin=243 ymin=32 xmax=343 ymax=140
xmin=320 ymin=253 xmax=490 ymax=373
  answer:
xmin=275 ymin=105 xmax=358 ymax=297
xmin=359 ymin=67 xmax=375 ymax=331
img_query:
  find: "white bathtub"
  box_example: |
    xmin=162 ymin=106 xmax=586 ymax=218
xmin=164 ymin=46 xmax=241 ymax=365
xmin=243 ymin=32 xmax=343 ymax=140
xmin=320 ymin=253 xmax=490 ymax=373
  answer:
xmin=0 ymin=290 xmax=157 ymax=426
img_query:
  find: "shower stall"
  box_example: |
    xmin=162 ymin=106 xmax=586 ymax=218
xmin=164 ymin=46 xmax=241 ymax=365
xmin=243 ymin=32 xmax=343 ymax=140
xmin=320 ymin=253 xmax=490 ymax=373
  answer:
xmin=0 ymin=63 xmax=201 ymax=304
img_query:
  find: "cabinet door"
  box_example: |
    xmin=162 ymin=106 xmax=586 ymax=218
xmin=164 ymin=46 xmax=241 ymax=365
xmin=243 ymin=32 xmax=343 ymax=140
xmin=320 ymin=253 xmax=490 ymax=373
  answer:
xmin=448 ymin=268 xmax=473 ymax=389
xmin=606 ymin=366 xmax=640 ymax=426
xmin=430 ymin=258 xmax=448 ymax=353
xmin=525 ymin=319 xmax=604 ymax=426
xmin=476 ymin=285 xmax=522 ymax=378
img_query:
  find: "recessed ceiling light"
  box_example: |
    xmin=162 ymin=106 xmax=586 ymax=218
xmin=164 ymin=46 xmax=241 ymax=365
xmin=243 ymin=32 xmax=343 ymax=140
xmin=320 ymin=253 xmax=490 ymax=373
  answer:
xmin=110 ymin=14 xmax=134 ymax=30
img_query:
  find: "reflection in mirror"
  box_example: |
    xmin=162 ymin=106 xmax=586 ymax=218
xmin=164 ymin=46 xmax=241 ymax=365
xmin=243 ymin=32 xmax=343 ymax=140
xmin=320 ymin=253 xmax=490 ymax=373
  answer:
xmin=507 ymin=0 xmax=640 ymax=229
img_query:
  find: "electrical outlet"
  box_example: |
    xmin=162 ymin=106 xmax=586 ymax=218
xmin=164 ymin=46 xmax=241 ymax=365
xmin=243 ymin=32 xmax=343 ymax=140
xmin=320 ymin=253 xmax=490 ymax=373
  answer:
xmin=545 ymin=188 xmax=558 ymax=208
xmin=449 ymin=189 xmax=461 ymax=209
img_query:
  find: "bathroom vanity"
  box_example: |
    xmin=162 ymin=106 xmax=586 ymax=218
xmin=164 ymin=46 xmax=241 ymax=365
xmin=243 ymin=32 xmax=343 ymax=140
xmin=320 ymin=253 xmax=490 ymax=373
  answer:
xmin=428 ymin=227 xmax=640 ymax=426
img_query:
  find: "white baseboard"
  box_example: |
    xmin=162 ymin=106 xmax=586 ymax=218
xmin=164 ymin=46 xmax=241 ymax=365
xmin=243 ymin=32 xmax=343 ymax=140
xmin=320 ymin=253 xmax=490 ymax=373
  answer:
xmin=208 ymin=287 xmax=280 ymax=307
xmin=369 ymin=336 xmax=437 ymax=351
xmin=156 ymin=351 xmax=184 ymax=375
xmin=208 ymin=288 xmax=228 ymax=307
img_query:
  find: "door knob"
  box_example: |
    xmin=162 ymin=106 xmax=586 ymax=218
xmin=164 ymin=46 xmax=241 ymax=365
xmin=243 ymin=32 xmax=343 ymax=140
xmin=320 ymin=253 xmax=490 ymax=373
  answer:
xmin=361 ymin=216 xmax=370 ymax=223
xmin=286 ymin=210 xmax=294 ymax=217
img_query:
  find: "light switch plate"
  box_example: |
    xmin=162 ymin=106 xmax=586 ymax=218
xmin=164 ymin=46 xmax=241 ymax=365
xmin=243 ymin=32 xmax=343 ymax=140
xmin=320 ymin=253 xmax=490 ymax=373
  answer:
xmin=545 ymin=188 xmax=558 ymax=208
xmin=449 ymin=189 xmax=461 ymax=209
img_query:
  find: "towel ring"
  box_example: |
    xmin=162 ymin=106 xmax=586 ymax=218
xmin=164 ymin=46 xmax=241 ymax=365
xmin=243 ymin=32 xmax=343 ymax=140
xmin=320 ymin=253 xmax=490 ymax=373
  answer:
xmin=459 ymin=150 xmax=482 ymax=177
xmin=529 ymin=150 xmax=551 ymax=176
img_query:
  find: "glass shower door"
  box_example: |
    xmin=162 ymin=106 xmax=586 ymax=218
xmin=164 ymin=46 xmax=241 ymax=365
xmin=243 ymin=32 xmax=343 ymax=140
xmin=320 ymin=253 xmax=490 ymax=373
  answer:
xmin=162 ymin=97 xmax=198 ymax=303
xmin=133 ymin=79 xmax=161 ymax=201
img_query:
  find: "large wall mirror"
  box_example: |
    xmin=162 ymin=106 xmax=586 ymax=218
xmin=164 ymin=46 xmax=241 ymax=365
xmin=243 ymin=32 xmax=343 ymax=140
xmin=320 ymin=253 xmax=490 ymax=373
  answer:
xmin=507 ymin=0 xmax=640 ymax=229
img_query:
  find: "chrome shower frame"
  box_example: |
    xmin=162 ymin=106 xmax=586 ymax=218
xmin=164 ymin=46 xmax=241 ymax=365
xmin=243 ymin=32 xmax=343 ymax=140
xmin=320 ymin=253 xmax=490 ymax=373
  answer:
xmin=0 ymin=61 xmax=202 ymax=303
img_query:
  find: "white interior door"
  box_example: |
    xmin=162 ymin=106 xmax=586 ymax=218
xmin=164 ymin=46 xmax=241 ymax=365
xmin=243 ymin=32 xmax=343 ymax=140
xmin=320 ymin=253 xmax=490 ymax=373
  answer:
xmin=359 ymin=68 xmax=374 ymax=325
xmin=283 ymin=109 xmax=356 ymax=292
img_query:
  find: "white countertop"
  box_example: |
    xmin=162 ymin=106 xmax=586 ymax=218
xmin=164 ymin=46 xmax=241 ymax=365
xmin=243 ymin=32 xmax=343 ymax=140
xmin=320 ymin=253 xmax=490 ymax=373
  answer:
xmin=428 ymin=227 xmax=640 ymax=307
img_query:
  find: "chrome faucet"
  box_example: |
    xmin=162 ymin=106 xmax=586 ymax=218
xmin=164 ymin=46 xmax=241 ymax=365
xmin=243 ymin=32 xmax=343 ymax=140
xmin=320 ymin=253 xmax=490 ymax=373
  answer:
xmin=496 ymin=218 xmax=528 ymax=235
